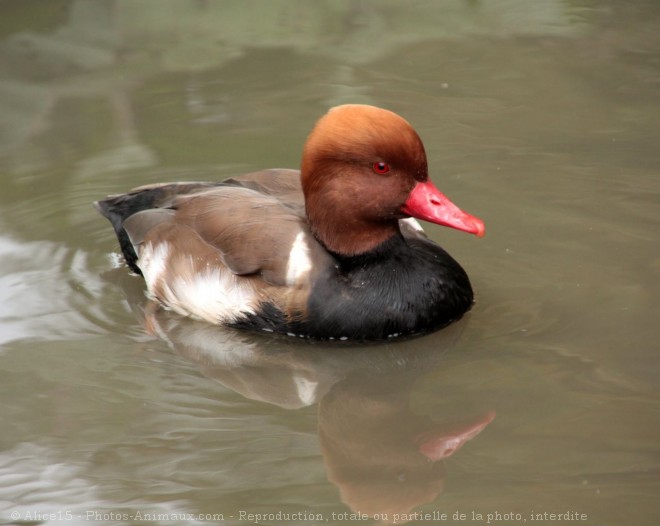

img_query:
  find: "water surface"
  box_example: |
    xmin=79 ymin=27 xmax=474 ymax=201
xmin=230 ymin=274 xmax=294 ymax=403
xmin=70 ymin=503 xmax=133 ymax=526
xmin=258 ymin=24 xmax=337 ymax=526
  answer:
xmin=0 ymin=2 xmax=658 ymax=525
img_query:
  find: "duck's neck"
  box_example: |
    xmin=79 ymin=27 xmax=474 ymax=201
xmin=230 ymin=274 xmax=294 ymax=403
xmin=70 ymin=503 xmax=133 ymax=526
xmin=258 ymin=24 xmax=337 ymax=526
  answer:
xmin=307 ymin=208 xmax=401 ymax=257
xmin=328 ymin=232 xmax=404 ymax=269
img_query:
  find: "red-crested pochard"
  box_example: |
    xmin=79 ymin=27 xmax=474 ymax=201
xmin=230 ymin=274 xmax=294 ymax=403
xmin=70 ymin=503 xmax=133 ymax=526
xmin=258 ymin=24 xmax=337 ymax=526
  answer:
xmin=95 ymin=104 xmax=484 ymax=341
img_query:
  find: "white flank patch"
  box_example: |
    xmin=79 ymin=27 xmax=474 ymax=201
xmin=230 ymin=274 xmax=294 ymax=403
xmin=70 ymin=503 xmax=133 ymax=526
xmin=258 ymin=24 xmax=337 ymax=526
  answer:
xmin=169 ymin=268 xmax=257 ymax=324
xmin=285 ymin=231 xmax=312 ymax=286
xmin=139 ymin=241 xmax=257 ymax=325
xmin=401 ymin=217 xmax=425 ymax=233
xmin=139 ymin=242 xmax=170 ymax=291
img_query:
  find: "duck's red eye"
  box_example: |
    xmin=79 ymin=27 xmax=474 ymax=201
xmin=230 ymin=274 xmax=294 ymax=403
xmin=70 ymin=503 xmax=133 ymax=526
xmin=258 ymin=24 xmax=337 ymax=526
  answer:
xmin=373 ymin=162 xmax=390 ymax=174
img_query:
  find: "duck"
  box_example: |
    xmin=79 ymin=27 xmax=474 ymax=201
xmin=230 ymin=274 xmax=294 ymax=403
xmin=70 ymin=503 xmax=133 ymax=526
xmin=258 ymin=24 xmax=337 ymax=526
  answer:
xmin=95 ymin=104 xmax=484 ymax=341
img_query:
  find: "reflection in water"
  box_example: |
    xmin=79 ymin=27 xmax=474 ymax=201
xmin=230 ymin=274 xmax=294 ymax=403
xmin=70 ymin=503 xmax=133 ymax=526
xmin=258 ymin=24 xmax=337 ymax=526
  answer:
xmin=0 ymin=0 xmax=581 ymax=174
xmin=112 ymin=271 xmax=494 ymax=519
xmin=1 ymin=1 xmax=658 ymax=523
xmin=319 ymin=377 xmax=494 ymax=518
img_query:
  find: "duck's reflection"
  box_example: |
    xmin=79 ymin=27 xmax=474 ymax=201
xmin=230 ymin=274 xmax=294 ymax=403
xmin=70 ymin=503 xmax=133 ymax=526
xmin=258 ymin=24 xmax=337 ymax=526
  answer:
xmin=116 ymin=272 xmax=494 ymax=519
xmin=319 ymin=373 xmax=494 ymax=518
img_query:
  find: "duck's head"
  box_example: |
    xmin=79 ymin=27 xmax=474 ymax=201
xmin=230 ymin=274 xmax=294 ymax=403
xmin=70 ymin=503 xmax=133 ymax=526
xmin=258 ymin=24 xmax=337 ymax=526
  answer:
xmin=301 ymin=104 xmax=484 ymax=256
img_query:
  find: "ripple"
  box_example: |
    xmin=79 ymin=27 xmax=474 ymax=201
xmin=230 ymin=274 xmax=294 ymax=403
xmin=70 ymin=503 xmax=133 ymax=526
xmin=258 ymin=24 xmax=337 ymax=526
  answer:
xmin=0 ymin=234 xmax=135 ymax=346
xmin=0 ymin=441 xmax=221 ymax=525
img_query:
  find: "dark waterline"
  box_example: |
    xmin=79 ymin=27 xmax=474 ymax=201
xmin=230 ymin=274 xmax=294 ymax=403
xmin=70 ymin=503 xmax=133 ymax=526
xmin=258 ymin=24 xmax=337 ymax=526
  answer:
xmin=0 ymin=2 xmax=658 ymax=525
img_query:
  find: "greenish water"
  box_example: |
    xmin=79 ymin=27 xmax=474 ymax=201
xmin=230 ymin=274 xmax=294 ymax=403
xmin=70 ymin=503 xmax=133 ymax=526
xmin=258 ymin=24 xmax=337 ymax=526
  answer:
xmin=0 ymin=1 xmax=658 ymax=525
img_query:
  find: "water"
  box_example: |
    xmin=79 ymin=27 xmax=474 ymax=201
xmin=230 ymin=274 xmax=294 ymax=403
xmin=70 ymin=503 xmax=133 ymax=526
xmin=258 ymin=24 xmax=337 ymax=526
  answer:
xmin=0 ymin=1 xmax=658 ymax=525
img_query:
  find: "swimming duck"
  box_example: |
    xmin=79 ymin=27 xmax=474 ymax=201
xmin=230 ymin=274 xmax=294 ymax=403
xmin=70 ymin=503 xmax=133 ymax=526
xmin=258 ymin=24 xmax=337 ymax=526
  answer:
xmin=95 ymin=104 xmax=484 ymax=341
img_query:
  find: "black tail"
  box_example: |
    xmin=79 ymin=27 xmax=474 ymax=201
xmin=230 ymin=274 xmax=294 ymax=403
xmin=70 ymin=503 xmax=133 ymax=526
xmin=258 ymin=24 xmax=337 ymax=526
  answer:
xmin=94 ymin=182 xmax=221 ymax=274
xmin=94 ymin=192 xmax=159 ymax=274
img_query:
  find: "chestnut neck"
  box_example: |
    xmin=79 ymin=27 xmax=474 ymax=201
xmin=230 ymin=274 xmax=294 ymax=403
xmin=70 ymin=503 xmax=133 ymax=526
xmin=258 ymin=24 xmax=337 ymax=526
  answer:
xmin=306 ymin=201 xmax=401 ymax=257
xmin=300 ymin=104 xmax=428 ymax=256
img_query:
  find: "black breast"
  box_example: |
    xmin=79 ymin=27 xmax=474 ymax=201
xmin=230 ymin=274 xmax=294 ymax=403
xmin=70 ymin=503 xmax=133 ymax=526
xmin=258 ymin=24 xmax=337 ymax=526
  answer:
xmin=301 ymin=235 xmax=474 ymax=340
